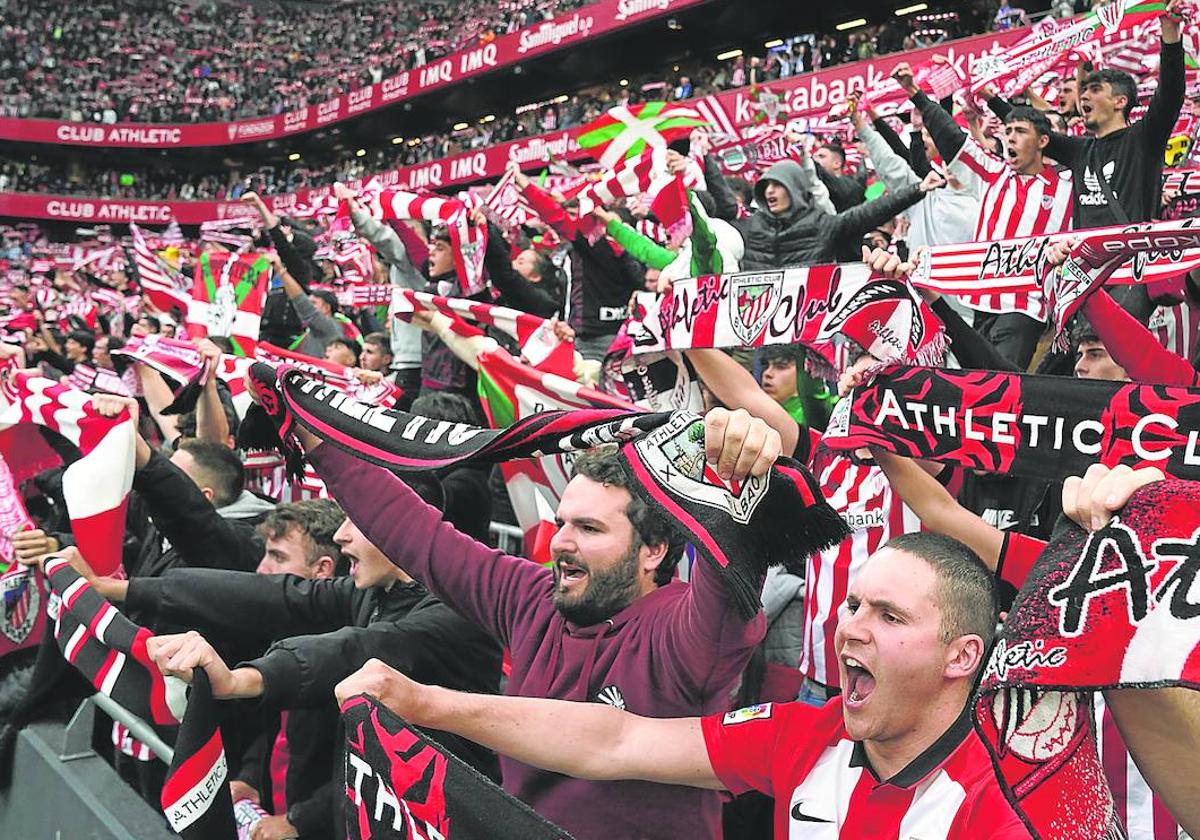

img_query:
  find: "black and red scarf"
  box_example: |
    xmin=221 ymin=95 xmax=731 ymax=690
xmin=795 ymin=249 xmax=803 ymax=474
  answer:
xmin=974 ymin=480 xmax=1200 ymax=840
xmin=343 ymin=694 xmax=574 ymax=840
xmin=245 ymin=363 xmax=849 ymax=619
xmin=824 ymin=366 xmax=1200 ymax=482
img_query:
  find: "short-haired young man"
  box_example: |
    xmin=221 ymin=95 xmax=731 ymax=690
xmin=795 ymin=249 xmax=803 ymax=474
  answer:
xmin=256 ymin=498 xmax=346 ymax=577
xmin=895 ymin=63 xmax=1074 ymax=370
xmin=334 ymin=534 xmax=1031 ymax=838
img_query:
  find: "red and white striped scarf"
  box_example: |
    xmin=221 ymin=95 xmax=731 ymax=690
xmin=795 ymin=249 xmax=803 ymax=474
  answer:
xmin=375 ymin=189 xmax=488 ymax=296
xmin=129 ymin=222 xmax=191 ymax=315
xmin=627 ymin=264 xmax=948 ymax=372
xmin=0 ymin=452 xmax=33 ymax=572
xmin=0 ymin=370 xmax=134 ymax=576
xmin=254 ymin=342 xmax=402 ymax=408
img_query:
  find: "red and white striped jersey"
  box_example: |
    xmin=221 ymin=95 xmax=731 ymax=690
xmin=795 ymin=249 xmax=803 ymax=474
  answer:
xmin=1147 ymin=298 xmax=1200 ymax=368
xmin=799 ymin=448 xmax=922 ymax=687
xmin=1094 ymin=695 xmax=1183 ymax=840
xmin=954 ymin=139 xmax=1074 ymax=320
xmin=703 ymin=699 xmax=1030 ymax=839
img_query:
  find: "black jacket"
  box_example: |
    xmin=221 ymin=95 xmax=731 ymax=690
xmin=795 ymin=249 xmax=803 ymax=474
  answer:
xmin=729 ymin=160 xmax=925 ymax=270
xmin=484 ymin=221 xmax=561 ymax=318
xmin=126 ymin=450 xmax=270 ymax=582
xmin=988 ymin=40 xmax=1185 ymax=228
xmin=126 ymin=570 xmax=502 ymax=838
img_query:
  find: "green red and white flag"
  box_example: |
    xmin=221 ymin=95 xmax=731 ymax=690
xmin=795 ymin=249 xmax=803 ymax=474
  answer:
xmin=187 ymin=251 xmax=271 ymax=357
xmin=577 ymin=102 xmax=709 ymax=168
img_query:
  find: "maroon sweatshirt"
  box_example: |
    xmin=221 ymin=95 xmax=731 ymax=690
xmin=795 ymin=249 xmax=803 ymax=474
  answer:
xmin=312 ymin=445 xmax=767 ymax=840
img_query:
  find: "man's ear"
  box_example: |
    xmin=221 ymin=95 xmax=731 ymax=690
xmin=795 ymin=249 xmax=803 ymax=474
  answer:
xmin=944 ymin=634 xmax=987 ymax=681
xmin=312 ymin=555 xmax=336 ymax=580
xmin=638 ymin=541 xmax=670 ymax=578
xmin=200 ymin=487 xmax=216 ymax=504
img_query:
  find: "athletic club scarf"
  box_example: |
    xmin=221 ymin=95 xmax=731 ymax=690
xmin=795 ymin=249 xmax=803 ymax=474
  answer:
xmin=0 ymin=371 xmax=134 ymax=576
xmin=572 ymin=148 xmax=698 ymax=237
xmin=824 ymin=365 xmax=1200 ymax=482
xmin=342 ymin=694 xmax=575 ymax=840
xmin=255 ymin=342 xmax=402 ymax=407
xmin=337 ymin=283 xmax=396 ymax=309
xmin=0 ymin=452 xmax=42 ymax=656
xmin=112 ymin=334 xmax=212 ymax=412
xmin=188 ymin=251 xmax=271 ymax=357
xmin=973 ymin=480 xmax=1200 ymax=840
xmin=909 ymin=220 xmax=1200 ymax=322
xmin=395 ymin=290 xmax=576 ymax=377
xmin=43 ymin=556 xmax=234 ymax=839
xmin=969 ymin=0 xmax=1168 ymax=97
xmin=246 ymin=364 xmax=848 ymax=618
xmin=375 ymin=189 xmax=487 ymax=296
xmin=626 ymin=265 xmax=948 ymax=372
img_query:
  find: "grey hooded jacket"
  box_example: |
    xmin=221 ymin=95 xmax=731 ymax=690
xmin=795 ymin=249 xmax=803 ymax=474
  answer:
xmin=732 ymin=160 xmax=926 ymax=271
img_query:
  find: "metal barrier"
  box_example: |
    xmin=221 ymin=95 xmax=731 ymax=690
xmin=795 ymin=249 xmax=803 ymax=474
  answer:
xmin=489 ymin=521 xmax=525 ymax=556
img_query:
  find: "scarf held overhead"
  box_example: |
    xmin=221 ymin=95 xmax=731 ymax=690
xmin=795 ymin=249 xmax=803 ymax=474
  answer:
xmin=824 ymin=365 xmax=1200 ymax=482
xmin=247 ymin=364 xmax=848 ymax=618
xmin=974 ymin=480 xmax=1200 ymax=840
xmin=626 ymin=265 xmax=947 ymax=370
xmin=0 ymin=370 xmax=134 ymax=576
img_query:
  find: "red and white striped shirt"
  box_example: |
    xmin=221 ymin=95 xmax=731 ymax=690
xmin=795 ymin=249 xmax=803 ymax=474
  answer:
xmin=799 ymin=448 xmax=923 ymax=688
xmin=1094 ymin=695 xmax=1183 ymax=840
xmin=1147 ymin=298 xmax=1200 ymax=368
xmin=954 ymin=138 xmax=1074 ymax=320
xmin=703 ymin=700 xmax=1029 ymax=839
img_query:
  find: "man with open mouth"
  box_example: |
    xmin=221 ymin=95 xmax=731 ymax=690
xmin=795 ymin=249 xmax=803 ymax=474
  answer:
xmin=334 ymin=532 xmax=1032 ymax=838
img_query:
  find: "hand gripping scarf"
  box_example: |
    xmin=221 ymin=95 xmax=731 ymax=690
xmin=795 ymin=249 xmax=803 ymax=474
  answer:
xmin=625 ymin=264 xmax=948 ymax=372
xmin=244 ymin=363 xmax=849 ymax=618
xmin=112 ymin=334 xmax=213 ymax=414
xmin=823 ymin=365 xmax=1200 ymax=483
xmin=973 ymin=480 xmax=1200 ymax=840
xmin=343 ymin=694 xmax=575 ymax=840
xmin=0 ymin=370 xmax=134 ymax=576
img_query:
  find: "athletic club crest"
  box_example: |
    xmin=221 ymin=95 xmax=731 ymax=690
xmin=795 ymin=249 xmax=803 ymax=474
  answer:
xmin=634 ymin=412 xmax=769 ymax=525
xmin=1 ymin=567 xmax=39 ymax=645
xmin=729 ymin=272 xmax=783 ymax=345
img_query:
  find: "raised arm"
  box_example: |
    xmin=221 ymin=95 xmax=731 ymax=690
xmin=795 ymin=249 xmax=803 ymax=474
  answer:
xmin=1142 ymin=6 xmax=1185 ymax=153
xmin=684 ymin=348 xmax=799 ymax=456
xmin=334 ymin=660 xmax=723 ymax=788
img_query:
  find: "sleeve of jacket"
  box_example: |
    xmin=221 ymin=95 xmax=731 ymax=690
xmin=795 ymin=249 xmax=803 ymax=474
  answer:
xmin=267 ymin=225 xmax=312 ymax=288
xmin=604 ymin=218 xmax=675 ymax=270
xmin=249 ymin=602 xmax=501 ymax=708
xmin=827 ymin=183 xmax=924 ymax=242
xmin=309 ymin=445 xmax=552 ymax=647
xmin=666 ymin=552 xmax=766 ymax=699
xmin=289 ymin=291 xmax=343 ymax=344
xmin=124 ymin=569 xmax=361 ymax=638
xmin=484 ymin=222 xmax=561 ymax=317
xmin=802 ymin=155 xmax=837 ymax=215
xmin=286 ymin=782 xmax=336 ymax=839
xmin=520 ymin=182 xmax=577 ymax=239
xmin=349 ymin=207 xmax=423 ymax=290
xmin=702 ymin=153 xmax=739 ymax=221
xmin=132 ymin=450 xmax=256 ymax=571
xmin=871 ymin=116 xmax=912 ymax=161
xmin=859 ymin=122 xmax=919 ymax=191
xmin=1142 ymin=40 xmax=1186 ymax=154
xmin=913 ymin=91 xmax=967 ymax=164
xmin=930 ymin=297 xmax=1019 ymax=373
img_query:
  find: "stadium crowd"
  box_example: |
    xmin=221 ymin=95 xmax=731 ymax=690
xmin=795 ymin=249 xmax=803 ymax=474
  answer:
xmin=1 ymin=1 xmax=1200 ymax=840
xmin=0 ymin=3 xmax=1014 ymax=202
xmin=0 ymin=0 xmax=592 ymax=123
